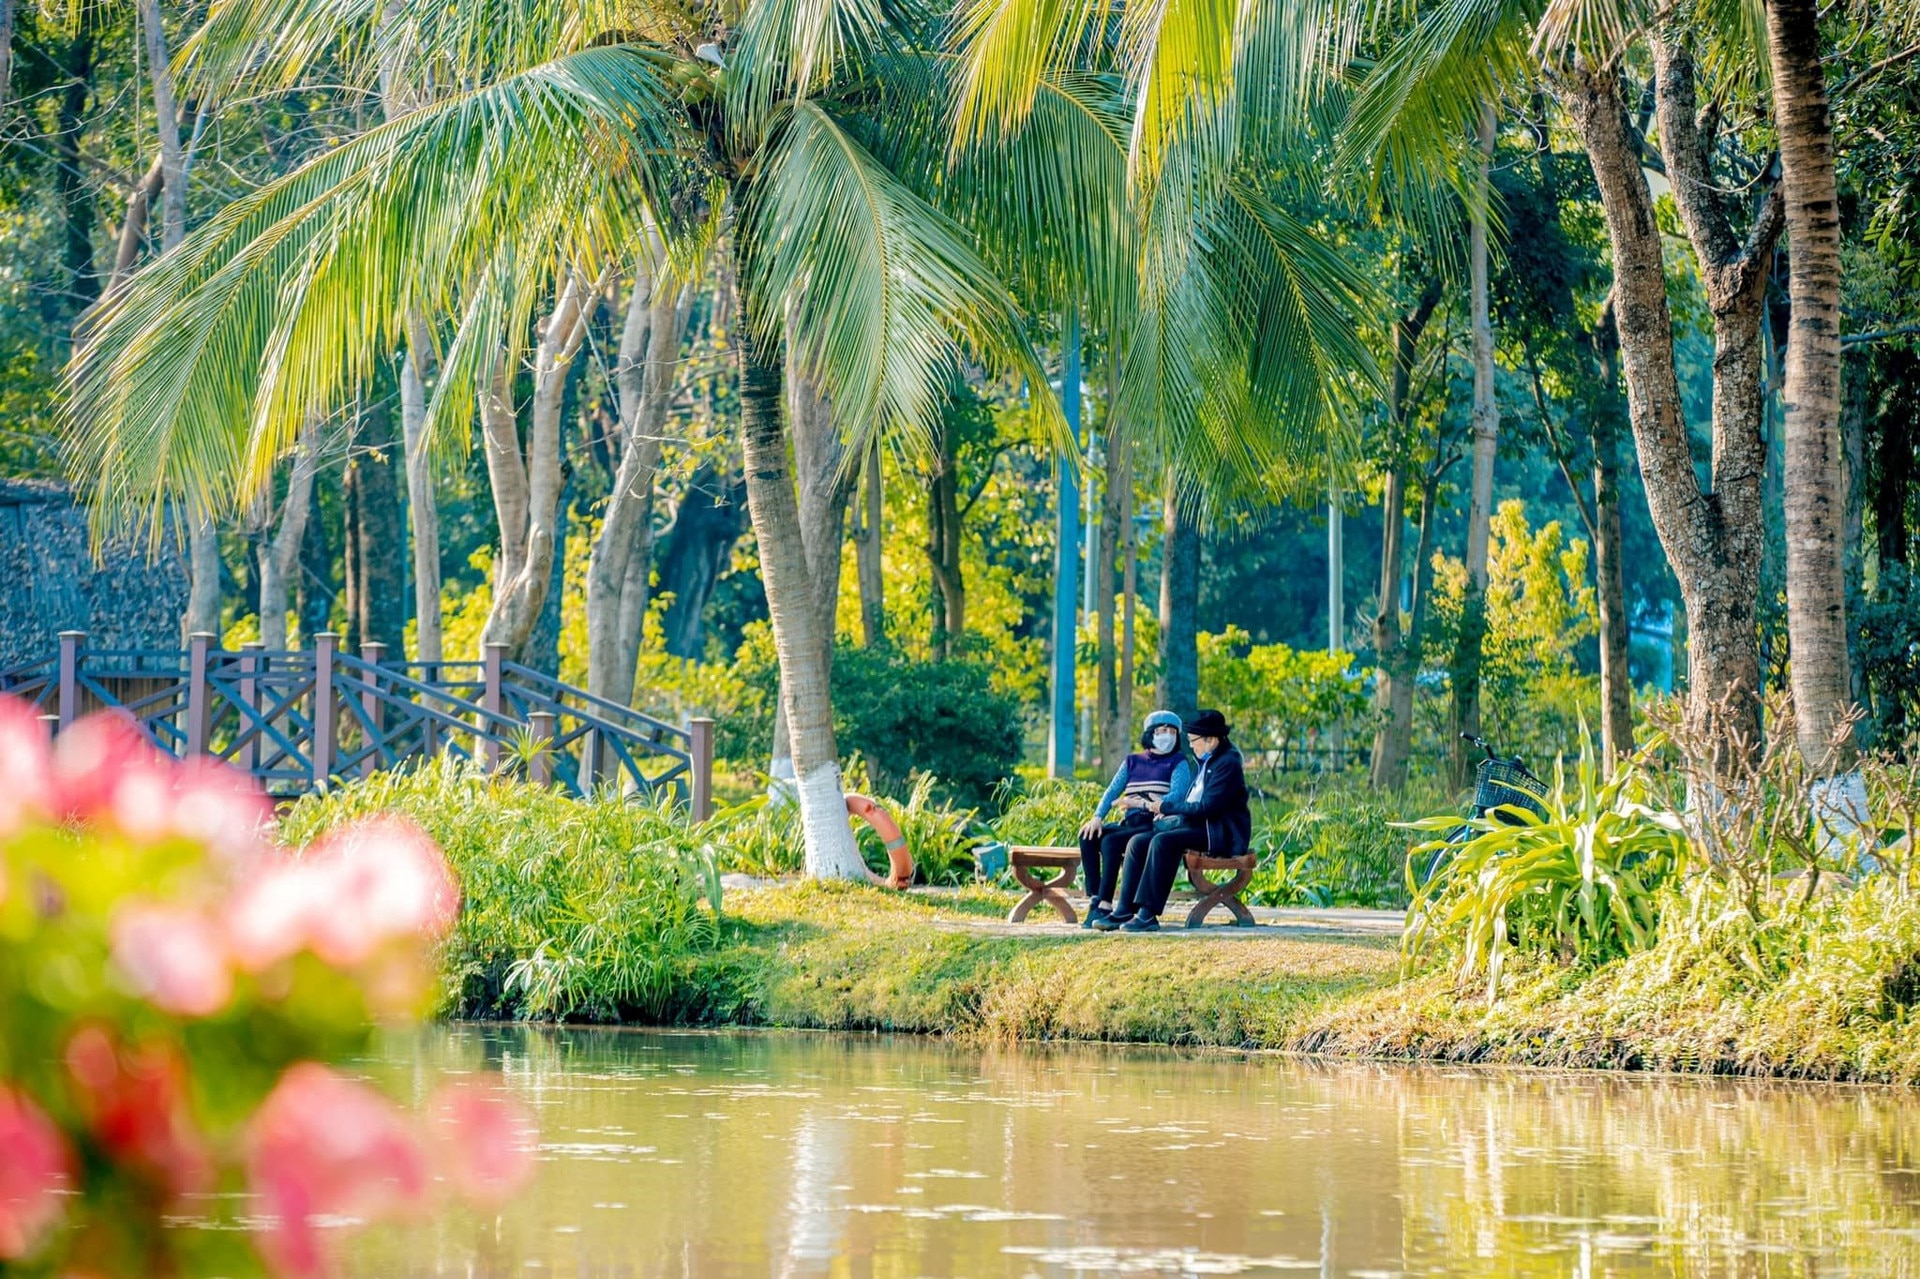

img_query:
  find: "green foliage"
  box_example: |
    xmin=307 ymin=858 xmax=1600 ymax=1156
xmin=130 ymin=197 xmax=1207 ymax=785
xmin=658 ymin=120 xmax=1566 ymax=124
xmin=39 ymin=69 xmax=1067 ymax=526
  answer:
xmin=1196 ymin=626 xmax=1370 ymax=756
xmin=1426 ymin=501 xmax=1602 ymax=763
xmin=988 ymin=777 xmax=1106 ymax=847
xmin=279 ymin=762 xmax=723 ymax=1021
xmin=703 ymin=791 xmax=807 ymax=879
xmin=831 ymin=643 xmax=1024 ymax=806
xmin=1401 ymin=741 xmax=1689 ymax=1001
xmin=1246 ymin=780 xmax=1452 ymax=909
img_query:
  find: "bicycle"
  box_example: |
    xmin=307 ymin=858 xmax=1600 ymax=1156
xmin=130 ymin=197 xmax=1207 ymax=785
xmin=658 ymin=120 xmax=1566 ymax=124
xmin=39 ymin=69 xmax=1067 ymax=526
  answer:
xmin=1417 ymin=733 xmax=1550 ymax=884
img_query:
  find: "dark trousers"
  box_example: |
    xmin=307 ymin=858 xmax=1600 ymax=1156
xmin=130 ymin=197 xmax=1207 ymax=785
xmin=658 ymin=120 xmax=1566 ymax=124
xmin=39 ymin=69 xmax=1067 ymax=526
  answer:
xmin=1115 ymin=824 xmax=1208 ymax=918
xmin=1079 ymin=819 xmax=1147 ymax=903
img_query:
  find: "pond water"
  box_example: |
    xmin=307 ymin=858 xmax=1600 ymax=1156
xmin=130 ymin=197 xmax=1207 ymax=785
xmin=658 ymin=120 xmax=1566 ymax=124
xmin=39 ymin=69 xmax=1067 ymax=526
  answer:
xmin=345 ymin=1026 xmax=1920 ymax=1277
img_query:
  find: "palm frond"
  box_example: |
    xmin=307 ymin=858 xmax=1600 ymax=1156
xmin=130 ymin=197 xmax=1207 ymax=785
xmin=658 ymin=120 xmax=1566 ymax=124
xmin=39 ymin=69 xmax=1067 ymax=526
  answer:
xmin=67 ymin=45 xmax=689 ymax=532
xmin=741 ymin=98 xmax=1063 ymax=458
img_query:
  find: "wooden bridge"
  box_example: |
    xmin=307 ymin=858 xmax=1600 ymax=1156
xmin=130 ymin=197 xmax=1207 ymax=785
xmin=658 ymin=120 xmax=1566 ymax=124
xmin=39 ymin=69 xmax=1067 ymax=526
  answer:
xmin=0 ymin=631 xmax=714 ymax=817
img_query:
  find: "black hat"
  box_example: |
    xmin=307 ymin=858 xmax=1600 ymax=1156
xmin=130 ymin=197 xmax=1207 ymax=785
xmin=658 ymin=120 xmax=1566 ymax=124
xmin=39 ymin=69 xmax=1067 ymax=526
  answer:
xmin=1184 ymin=709 xmax=1230 ymax=739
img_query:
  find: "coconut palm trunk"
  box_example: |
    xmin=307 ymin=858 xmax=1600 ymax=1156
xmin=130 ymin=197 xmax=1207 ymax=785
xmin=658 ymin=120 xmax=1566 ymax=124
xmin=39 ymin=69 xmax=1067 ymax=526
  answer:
xmin=1590 ymin=310 xmax=1633 ymax=770
xmin=738 ymin=329 xmax=866 ymax=880
xmin=1765 ymin=0 xmax=1856 ymax=776
xmin=255 ymin=417 xmax=322 ymax=652
xmin=1096 ymin=426 xmax=1130 ymax=769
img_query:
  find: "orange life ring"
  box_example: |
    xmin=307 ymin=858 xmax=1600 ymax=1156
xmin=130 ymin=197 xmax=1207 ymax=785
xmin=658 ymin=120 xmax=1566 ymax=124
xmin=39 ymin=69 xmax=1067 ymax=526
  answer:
xmin=844 ymin=793 xmax=914 ymax=888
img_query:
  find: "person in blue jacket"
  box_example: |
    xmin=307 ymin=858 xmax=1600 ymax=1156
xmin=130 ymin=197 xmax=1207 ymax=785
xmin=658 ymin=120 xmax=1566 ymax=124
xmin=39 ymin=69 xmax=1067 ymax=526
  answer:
xmin=1077 ymin=710 xmax=1193 ymax=929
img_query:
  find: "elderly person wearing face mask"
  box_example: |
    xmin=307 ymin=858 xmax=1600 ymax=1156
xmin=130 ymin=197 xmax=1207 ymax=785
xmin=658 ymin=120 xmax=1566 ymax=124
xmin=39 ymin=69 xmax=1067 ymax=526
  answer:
xmin=1076 ymin=710 xmax=1193 ymax=930
xmin=1094 ymin=709 xmax=1252 ymax=933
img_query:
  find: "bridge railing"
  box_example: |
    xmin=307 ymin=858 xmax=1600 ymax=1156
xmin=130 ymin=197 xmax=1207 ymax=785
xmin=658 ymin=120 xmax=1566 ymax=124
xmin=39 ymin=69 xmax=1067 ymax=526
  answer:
xmin=0 ymin=631 xmax=714 ymax=817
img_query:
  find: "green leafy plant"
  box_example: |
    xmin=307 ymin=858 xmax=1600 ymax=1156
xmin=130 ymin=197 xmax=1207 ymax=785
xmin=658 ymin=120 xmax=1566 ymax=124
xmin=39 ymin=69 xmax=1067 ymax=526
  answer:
xmin=1401 ymin=738 xmax=1690 ymax=1001
xmin=989 ymin=777 xmax=1106 ymax=848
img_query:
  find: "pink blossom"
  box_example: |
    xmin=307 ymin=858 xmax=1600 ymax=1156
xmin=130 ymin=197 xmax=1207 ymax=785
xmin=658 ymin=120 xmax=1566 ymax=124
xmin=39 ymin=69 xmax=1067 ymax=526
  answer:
xmin=226 ymin=819 xmax=459 ymax=973
xmin=111 ymin=903 xmax=234 ymax=1017
xmin=64 ymin=1028 xmax=213 ymax=1198
xmin=0 ymin=1084 xmax=72 ymax=1260
xmin=167 ymin=758 xmax=273 ymax=867
xmin=50 ymin=712 xmax=169 ymax=827
xmin=426 ymin=1084 xmax=535 ymax=1207
xmin=247 ymin=1064 xmax=430 ymax=1279
xmin=0 ymin=694 xmax=55 ymax=843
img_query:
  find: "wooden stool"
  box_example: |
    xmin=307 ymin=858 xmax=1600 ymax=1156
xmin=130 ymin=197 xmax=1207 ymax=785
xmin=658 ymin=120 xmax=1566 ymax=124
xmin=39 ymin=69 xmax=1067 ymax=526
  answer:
xmin=1182 ymin=852 xmax=1257 ymax=927
xmin=1007 ymin=846 xmax=1081 ymax=923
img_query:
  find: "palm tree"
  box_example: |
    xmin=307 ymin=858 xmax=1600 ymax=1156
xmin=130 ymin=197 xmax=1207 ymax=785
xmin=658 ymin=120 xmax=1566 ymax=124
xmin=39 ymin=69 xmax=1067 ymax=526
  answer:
xmin=65 ymin=0 xmax=1082 ymax=878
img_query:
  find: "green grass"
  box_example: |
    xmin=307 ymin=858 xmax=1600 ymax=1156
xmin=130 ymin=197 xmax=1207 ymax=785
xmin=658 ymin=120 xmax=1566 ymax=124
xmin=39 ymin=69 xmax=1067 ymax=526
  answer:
xmin=283 ymin=767 xmax=1920 ymax=1084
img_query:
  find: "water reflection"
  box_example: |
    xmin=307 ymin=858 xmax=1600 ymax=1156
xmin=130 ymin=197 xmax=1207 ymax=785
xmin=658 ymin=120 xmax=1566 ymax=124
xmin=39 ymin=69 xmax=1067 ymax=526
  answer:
xmin=344 ymin=1027 xmax=1920 ymax=1276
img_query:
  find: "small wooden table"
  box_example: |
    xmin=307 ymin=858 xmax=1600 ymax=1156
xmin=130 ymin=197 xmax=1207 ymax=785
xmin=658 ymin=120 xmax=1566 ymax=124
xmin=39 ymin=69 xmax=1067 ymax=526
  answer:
xmin=1007 ymin=846 xmax=1082 ymax=923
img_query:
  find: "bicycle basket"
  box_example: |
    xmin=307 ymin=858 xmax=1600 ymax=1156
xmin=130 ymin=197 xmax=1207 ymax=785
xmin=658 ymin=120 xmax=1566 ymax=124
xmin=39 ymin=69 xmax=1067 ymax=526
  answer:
xmin=1474 ymin=757 xmax=1547 ymax=823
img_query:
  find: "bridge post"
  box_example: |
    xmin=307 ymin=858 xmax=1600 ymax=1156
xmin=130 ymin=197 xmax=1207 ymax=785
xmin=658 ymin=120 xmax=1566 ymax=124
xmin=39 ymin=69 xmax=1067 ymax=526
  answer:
xmin=185 ymin=632 xmax=215 ymax=755
xmin=578 ymin=726 xmax=599 ymax=792
xmin=237 ymin=643 xmax=263 ymax=771
xmin=528 ymin=711 xmax=556 ymax=786
xmin=481 ymin=642 xmax=506 ymax=769
xmin=688 ymin=716 xmax=715 ymax=823
xmin=56 ymin=630 xmax=83 ymax=729
xmin=359 ymin=642 xmax=387 ymax=778
xmin=312 ymin=633 xmax=337 ymax=789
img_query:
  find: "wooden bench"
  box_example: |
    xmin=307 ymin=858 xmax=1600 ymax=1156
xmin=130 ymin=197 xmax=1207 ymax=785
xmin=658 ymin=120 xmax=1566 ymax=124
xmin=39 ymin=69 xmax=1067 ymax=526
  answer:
xmin=1182 ymin=853 xmax=1258 ymax=927
xmin=1007 ymin=846 xmax=1082 ymax=923
xmin=1006 ymin=845 xmax=1258 ymax=928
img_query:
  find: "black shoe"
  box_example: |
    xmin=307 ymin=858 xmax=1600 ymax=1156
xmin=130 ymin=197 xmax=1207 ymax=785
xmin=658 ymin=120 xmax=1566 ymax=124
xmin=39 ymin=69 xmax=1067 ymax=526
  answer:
xmin=1091 ymin=911 xmax=1129 ymax=932
xmin=1081 ymin=904 xmax=1112 ymax=930
xmin=1120 ymin=913 xmax=1160 ymax=933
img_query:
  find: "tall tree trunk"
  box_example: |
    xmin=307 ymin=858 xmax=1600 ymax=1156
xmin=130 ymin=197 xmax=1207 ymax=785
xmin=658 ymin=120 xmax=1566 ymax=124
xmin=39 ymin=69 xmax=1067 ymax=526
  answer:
xmin=1371 ymin=276 xmax=1442 ymax=790
xmin=1120 ymin=476 xmax=1139 ymax=727
xmin=296 ymin=489 xmax=334 ymax=642
xmin=346 ymin=405 xmax=406 ymax=650
xmin=109 ymin=155 xmax=165 ymax=294
xmin=658 ymin=461 xmax=749 ymax=659
xmin=400 ymin=341 xmax=442 ymax=661
xmin=256 ymin=418 xmax=321 ymax=652
xmin=853 ymin=442 xmax=885 ymax=646
xmin=0 ymin=0 xmax=13 ymax=118
xmin=926 ymin=425 xmax=964 ymax=660
xmin=738 ymin=329 xmax=865 ymax=879
xmin=1096 ymin=429 xmax=1130 ymax=770
xmin=1766 ymin=0 xmax=1855 ymax=773
xmin=1156 ymin=471 xmax=1200 ymax=719
xmin=55 ymin=25 xmax=96 ymax=316
xmin=1875 ymin=362 xmax=1913 ymax=570
xmin=1592 ymin=308 xmax=1634 ymax=770
xmin=587 ymin=245 xmax=688 ymax=704
xmin=481 ymin=279 xmax=590 ymax=658
xmin=1565 ymin=52 xmax=1780 ymax=763
xmin=137 ymin=0 xmax=186 ymax=255
xmin=769 ymin=360 xmax=853 ymax=789
xmin=1450 ymin=100 xmax=1499 ymax=786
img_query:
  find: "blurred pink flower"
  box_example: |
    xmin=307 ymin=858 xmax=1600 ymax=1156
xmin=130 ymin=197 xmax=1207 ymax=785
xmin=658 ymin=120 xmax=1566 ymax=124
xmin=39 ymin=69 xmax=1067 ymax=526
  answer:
xmin=0 ymin=694 xmax=55 ymax=843
xmin=51 ymin=711 xmax=271 ymax=858
xmin=111 ymin=904 xmax=234 ymax=1017
xmin=426 ymin=1084 xmax=535 ymax=1207
xmin=226 ymin=819 xmax=458 ymax=973
xmin=64 ymin=1028 xmax=214 ymax=1199
xmin=0 ymin=1084 xmax=72 ymax=1260
xmin=247 ymin=1064 xmax=430 ymax=1279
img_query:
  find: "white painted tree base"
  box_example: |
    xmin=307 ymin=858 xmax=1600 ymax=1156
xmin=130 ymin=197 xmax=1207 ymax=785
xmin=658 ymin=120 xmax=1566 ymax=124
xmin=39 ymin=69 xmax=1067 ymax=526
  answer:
xmin=796 ymin=761 xmax=867 ymax=880
xmin=1810 ymin=770 xmax=1871 ymax=863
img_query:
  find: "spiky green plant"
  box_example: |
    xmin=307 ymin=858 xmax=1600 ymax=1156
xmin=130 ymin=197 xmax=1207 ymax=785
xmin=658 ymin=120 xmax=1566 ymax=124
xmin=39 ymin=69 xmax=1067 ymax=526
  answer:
xmin=1400 ymin=738 xmax=1691 ymax=1001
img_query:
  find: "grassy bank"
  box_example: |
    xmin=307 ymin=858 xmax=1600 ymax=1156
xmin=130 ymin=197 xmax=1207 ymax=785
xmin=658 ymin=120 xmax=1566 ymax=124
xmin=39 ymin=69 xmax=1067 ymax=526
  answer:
xmin=280 ymin=765 xmax=1920 ymax=1085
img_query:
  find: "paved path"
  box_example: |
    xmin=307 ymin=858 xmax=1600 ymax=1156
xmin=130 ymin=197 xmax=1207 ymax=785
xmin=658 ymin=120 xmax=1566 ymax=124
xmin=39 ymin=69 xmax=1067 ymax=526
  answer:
xmin=907 ymin=887 xmax=1403 ymax=945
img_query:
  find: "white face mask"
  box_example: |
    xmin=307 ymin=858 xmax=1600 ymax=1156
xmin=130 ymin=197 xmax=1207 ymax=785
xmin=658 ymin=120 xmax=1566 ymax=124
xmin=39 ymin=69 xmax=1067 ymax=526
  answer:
xmin=1150 ymin=728 xmax=1179 ymax=754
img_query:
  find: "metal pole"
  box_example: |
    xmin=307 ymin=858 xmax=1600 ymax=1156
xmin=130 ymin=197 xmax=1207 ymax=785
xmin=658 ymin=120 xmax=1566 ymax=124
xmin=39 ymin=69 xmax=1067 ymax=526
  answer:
xmin=312 ymin=632 xmax=337 ymax=788
xmin=1328 ymin=486 xmax=1343 ymax=655
xmin=1048 ymin=312 xmax=1082 ymax=778
xmin=57 ymin=630 xmax=83 ymax=730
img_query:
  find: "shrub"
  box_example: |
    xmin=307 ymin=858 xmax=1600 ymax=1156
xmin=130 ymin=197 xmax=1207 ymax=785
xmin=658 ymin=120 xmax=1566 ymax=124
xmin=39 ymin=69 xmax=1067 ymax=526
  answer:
xmin=1401 ymin=740 xmax=1689 ymax=1000
xmin=990 ymin=777 xmax=1106 ymax=847
xmin=279 ymin=761 xmax=722 ymax=1021
xmin=1197 ymin=627 xmax=1370 ymax=761
xmin=847 ymin=768 xmax=982 ymax=885
xmin=830 ymin=643 xmax=1024 ymax=806
xmin=1246 ymin=779 xmax=1451 ymax=909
